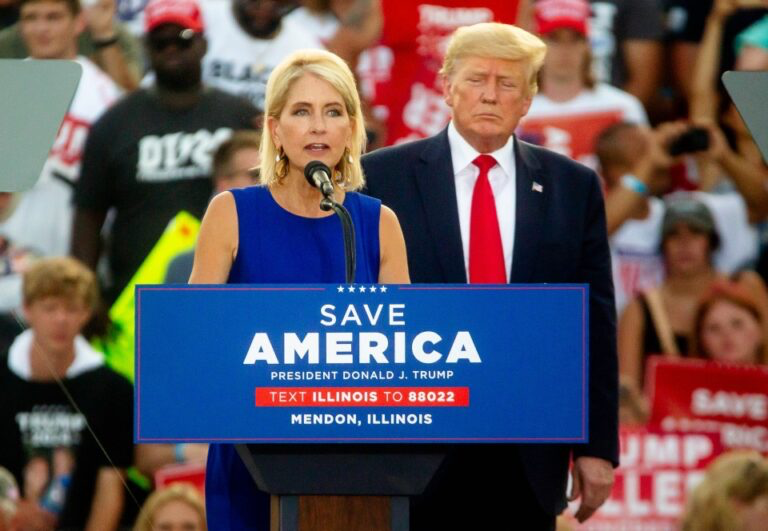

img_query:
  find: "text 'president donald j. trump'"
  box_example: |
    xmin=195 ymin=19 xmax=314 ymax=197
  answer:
xmin=362 ymin=21 xmax=618 ymax=531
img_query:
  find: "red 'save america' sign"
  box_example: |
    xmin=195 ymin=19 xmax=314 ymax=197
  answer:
xmin=646 ymin=357 xmax=768 ymax=453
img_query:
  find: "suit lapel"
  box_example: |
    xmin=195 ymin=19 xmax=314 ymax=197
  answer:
xmin=511 ymin=139 xmax=546 ymax=283
xmin=416 ymin=129 xmax=467 ymax=283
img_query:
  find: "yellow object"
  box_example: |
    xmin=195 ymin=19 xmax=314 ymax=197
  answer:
xmin=93 ymin=211 xmax=200 ymax=382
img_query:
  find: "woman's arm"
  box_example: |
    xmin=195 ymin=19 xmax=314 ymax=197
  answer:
xmin=515 ymin=0 xmax=533 ymax=31
xmin=709 ymin=125 xmax=768 ymax=220
xmin=622 ymin=40 xmax=663 ymax=107
xmin=604 ymin=123 xmax=687 ymax=235
xmin=618 ymin=298 xmax=646 ymax=392
xmin=85 ymin=0 xmax=141 ymax=90
xmin=84 ymin=468 xmax=124 ymax=531
xmin=134 ymin=443 xmax=208 ymax=479
xmin=188 ymin=192 xmax=239 ymax=284
xmin=689 ymin=0 xmax=733 ymax=122
xmin=325 ymin=0 xmax=382 ymax=69
xmin=378 ymin=205 xmax=409 ymax=284
xmin=737 ymin=45 xmax=768 ymax=70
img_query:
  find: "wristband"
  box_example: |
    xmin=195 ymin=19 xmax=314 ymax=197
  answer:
xmin=174 ymin=443 xmax=186 ymax=463
xmin=92 ymin=35 xmax=119 ymax=49
xmin=620 ymin=174 xmax=649 ymax=196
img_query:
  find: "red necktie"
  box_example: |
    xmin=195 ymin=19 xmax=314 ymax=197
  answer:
xmin=469 ymin=154 xmax=506 ymax=283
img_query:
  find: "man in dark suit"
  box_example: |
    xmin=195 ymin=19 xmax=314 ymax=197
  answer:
xmin=362 ymin=21 xmax=618 ymax=530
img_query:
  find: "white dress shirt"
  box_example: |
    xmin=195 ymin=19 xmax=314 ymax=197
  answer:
xmin=447 ymin=122 xmax=516 ymax=282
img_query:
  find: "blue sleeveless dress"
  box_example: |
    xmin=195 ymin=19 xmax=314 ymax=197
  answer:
xmin=205 ymin=186 xmax=381 ymax=530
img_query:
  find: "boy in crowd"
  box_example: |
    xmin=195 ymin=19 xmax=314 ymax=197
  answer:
xmin=0 ymin=257 xmax=134 ymax=530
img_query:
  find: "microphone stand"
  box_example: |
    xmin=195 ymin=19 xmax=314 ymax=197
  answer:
xmin=320 ymin=194 xmax=356 ymax=284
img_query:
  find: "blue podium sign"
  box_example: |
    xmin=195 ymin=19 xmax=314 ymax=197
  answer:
xmin=136 ymin=284 xmax=588 ymax=443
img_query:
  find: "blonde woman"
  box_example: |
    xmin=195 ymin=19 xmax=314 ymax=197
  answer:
xmin=682 ymin=451 xmax=768 ymax=531
xmin=190 ymin=48 xmax=408 ymax=529
xmin=190 ymin=48 xmax=407 ymax=286
xmin=134 ymin=483 xmax=206 ymax=531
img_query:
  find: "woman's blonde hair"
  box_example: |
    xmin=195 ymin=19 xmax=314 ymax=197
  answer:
xmin=260 ymin=49 xmax=366 ymax=191
xmin=440 ymin=22 xmax=547 ymax=97
xmin=682 ymin=451 xmax=768 ymax=530
xmin=133 ymin=483 xmax=206 ymax=531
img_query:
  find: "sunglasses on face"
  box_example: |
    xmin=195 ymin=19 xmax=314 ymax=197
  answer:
xmin=148 ymin=28 xmax=197 ymax=52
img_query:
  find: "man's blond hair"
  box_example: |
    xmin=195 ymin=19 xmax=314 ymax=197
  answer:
xmin=440 ymin=22 xmax=547 ymax=96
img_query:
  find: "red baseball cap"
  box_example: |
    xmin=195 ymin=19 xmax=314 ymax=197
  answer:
xmin=534 ymin=0 xmax=590 ymax=37
xmin=145 ymin=0 xmax=204 ymax=33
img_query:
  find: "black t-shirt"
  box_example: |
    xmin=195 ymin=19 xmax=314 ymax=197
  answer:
xmin=74 ymin=87 xmax=258 ymax=302
xmin=0 ymin=356 xmax=134 ymax=527
xmin=590 ymin=0 xmax=665 ymax=87
xmin=664 ymin=0 xmax=713 ymax=42
xmin=663 ymin=2 xmax=767 ymax=106
xmin=664 ymin=0 xmax=767 ymax=61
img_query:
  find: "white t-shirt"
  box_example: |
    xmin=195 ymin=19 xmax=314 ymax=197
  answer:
xmin=611 ymin=197 xmax=665 ymax=314
xmin=0 ymin=56 xmax=121 ymax=258
xmin=283 ymin=6 xmax=339 ymax=44
xmin=8 ymin=329 xmax=104 ymax=380
xmin=518 ymin=83 xmax=648 ymax=170
xmin=116 ymin=0 xmax=147 ymax=37
xmin=200 ymin=0 xmax=324 ymax=111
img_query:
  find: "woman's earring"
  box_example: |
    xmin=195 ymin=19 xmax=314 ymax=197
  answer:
xmin=274 ymin=147 xmax=288 ymax=180
xmin=345 ymin=148 xmax=353 ymax=164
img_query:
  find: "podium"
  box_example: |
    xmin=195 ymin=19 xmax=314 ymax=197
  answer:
xmin=235 ymin=445 xmax=442 ymax=530
xmin=136 ymin=284 xmax=589 ymax=530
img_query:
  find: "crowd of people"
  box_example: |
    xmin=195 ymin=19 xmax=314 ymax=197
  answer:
xmin=1 ymin=0 xmax=767 ymax=529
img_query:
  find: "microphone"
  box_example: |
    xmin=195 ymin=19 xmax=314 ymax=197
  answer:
xmin=304 ymin=160 xmax=335 ymax=198
xmin=304 ymin=160 xmax=356 ymax=281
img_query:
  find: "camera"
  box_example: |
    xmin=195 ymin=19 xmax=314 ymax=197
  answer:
xmin=667 ymin=127 xmax=710 ymax=156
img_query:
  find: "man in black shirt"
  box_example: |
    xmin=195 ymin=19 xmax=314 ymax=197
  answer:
xmin=0 ymin=257 xmax=134 ymax=529
xmin=72 ymin=0 xmax=258 ymax=304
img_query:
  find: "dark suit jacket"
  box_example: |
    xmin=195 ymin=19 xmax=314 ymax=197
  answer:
xmin=362 ymin=128 xmax=619 ymax=515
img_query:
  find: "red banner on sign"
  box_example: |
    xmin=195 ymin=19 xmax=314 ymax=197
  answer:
xmin=254 ymin=387 xmax=470 ymax=407
xmin=562 ymin=428 xmax=722 ymax=530
xmin=647 ymin=357 xmax=768 ymax=453
xmin=154 ymin=462 xmax=206 ymax=495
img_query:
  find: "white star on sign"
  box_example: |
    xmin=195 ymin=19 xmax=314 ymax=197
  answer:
xmin=380 ymin=286 xmax=388 ymax=293
xmin=337 ymin=286 xmax=345 ymax=293
xmin=359 ymin=286 xmax=367 ymax=293
xmin=369 ymin=286 xmax=377 ymax=293
xmin=347 ymin=286 xmax=356 ymax=293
